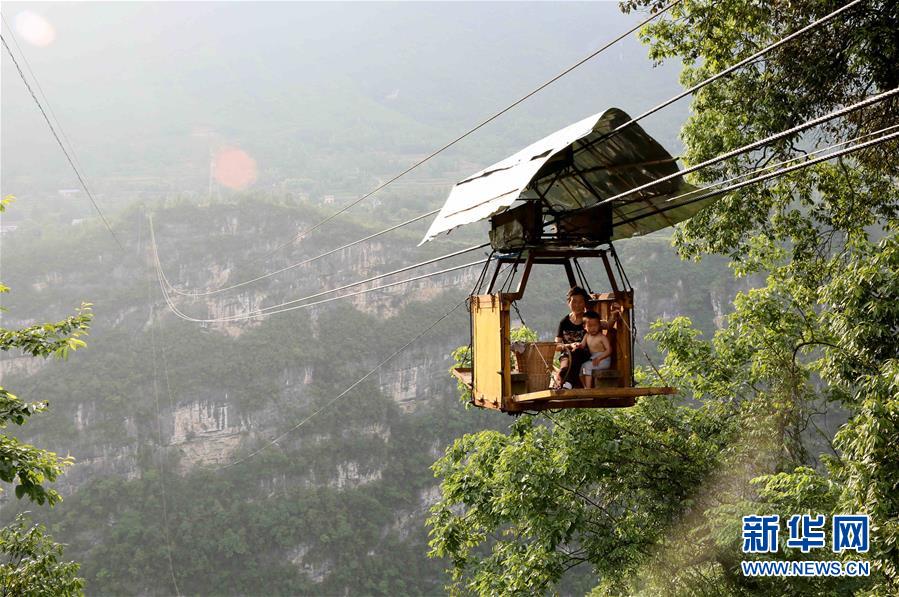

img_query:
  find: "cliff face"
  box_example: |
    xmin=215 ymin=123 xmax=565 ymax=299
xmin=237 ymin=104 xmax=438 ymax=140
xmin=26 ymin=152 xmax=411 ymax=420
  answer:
xmin=0 ymin=198 xmax=742 ymax=593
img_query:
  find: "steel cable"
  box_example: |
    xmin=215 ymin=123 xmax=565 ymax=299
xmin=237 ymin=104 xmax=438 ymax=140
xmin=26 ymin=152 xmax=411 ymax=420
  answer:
xmin=153 ymin=126 xmax=899 ymax=323
xmin=162 ymin=209 xmax=440 ymax=297
xmin=593 ymin=86 xmax=899 ymax=209
xmin=214 ymin=297 xmax=468 ymax=469
xmin=250 ymin=1 xmax=682 ymax=262
xmin=155 ymin=0 xmax=859 ymax=294
xmin=152 ymin=216 xmax=486 ymax=323
xmin=1 ymin=33 xmax=123 ymax=250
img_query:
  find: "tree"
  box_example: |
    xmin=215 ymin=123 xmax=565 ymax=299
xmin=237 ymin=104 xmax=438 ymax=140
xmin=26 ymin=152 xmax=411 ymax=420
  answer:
xmin=0 ymin=196 xmax=90 ymax=594
xmin=428 ymin=395 xmax=735 ymax=594
xmin=427 ymin=1 xmax=898 ymax=594
xmin=0 ymin=514 xmax=85 ymax=597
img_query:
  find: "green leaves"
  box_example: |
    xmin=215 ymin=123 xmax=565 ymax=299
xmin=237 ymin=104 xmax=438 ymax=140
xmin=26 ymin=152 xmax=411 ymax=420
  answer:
xmin=0 ymin=433 xmax=71 ymax=506
xmin=0 ymin=226 xmax=93 ymax=591
xmin=431 ymin=1 xmax=898 ymax=592
xmin=509 ymin=325 xmax=539 ymax=343
xmin=0 ymin=303 xmax=93 ymax=360
xmin=0 ymin=388 xmax=48 ymax=428
xmin=0 ymin=513 xmax=85 ymax=597
xmin=621 ymin=0 xmax=899 ymax=592
xmin=0 ymin=389 xmax=71 ymax=506
xmin=428 ymin=398 xmax=735 ymax=594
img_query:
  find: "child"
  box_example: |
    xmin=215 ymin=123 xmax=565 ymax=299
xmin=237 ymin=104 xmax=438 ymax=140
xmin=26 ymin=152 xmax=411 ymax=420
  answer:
xmin=577 ymin=311 xmax=613 ymax=389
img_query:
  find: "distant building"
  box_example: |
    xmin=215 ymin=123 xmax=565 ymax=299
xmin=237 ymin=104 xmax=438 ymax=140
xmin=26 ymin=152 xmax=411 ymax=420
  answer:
xmin=58 ymin=189 xmax=81 ymax=197
xmin=71 ymin=218 xmax=87 ymax=226
xmin=0 ymin=224 xmax=18 ymax=236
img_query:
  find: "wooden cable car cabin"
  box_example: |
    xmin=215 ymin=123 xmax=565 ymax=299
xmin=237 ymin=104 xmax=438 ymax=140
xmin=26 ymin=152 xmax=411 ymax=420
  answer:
xmin=422 ymin=107 xmax=720 ymax=413
xmin=453 ymin=240 xmax=676 ymax=413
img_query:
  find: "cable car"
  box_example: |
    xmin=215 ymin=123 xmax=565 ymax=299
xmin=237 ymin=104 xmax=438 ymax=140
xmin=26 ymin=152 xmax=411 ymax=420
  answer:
xmin=421 ymin=108 xmax=717 ymax=413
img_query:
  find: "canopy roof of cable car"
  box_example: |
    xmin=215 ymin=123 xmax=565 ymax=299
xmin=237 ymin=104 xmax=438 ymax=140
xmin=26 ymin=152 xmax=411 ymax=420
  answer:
xmin=421 ymin=107 xmax=712 ymax=246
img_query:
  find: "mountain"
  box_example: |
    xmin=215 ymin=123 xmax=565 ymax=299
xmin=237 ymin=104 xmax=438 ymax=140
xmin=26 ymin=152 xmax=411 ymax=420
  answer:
xmin=0 ymin=4 xmax=738 ymax=591
xmin=0 ymin=196 xmax=745 ymax=594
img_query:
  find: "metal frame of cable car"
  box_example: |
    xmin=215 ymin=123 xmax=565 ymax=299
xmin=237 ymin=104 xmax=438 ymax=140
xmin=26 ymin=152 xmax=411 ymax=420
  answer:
xmin=453 ymin=244 xmax=676 ymax=413
xmin=425 ymin=107 xmax=693 ymax=413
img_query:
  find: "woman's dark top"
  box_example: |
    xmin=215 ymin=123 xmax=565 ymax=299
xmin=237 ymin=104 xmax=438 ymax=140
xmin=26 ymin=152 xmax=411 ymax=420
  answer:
xmin=556 ymin=315 xmax=585 ymax=345
xmin=557 ymin=314 xmax=588 ymax=388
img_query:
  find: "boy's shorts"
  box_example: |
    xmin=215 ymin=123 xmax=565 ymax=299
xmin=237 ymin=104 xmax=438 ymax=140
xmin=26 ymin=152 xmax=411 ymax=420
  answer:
xmin=581 ymin=354 xmax=611 ymax=376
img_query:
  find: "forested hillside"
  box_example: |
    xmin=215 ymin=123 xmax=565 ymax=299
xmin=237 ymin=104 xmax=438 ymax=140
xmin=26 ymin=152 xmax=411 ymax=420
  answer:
xmin=0 ymin=196 xmax=740 ymax=594
xmin=4 ymin=1 xmax=894 ymax=594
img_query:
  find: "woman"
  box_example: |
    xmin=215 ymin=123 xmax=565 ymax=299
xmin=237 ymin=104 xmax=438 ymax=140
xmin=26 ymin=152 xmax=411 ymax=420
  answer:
xmin=553 ymin=286 xmax=592 ymax=389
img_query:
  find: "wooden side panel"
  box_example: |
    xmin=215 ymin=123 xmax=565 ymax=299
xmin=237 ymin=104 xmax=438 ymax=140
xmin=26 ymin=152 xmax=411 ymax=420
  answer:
xmin=471 ymin=295 xmax=511 ymax=410
xmin=591 ymin=291 xmax=634 ymax=386
xmin=616 ymin=296 xmax=633 ymax=386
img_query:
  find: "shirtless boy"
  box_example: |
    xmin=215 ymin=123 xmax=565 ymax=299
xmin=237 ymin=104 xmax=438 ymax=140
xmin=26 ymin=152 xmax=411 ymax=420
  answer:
xmin=577 ymin=311 xmax=612 ymax=389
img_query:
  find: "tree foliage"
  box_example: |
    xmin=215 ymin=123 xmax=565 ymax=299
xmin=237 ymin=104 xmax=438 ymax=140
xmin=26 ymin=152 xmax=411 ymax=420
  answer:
xmin=427 ymin=1 xmax=899 ymax=594
xmin=1 ymin=196 xmax=89 ymax=593
xmin=428 ymin=399 xmax=735 ymax=594
xmin=0 ymin=514 xmax=84 ymax=597
xmin=0 ymin=293 xmax=91 ymax=506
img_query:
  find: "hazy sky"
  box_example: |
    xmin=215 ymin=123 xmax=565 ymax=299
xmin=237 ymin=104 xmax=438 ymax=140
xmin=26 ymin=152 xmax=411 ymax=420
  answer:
xmin=2 ymin=2 xmax=686 ymax=202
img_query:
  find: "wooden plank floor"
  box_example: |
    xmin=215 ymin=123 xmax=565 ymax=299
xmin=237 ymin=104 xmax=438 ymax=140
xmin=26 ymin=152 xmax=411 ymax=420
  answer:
xmin=513 ymin=386 xmax=676 ymax=403
xmin=452 ymin=368 xmax=675 ymax=411
xmin=510 ymin=396 xmax=637 ymax=411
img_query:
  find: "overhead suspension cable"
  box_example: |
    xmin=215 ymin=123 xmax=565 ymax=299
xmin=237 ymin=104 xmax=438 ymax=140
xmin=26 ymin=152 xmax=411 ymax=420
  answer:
xmin=153 ymin=0 xmax=867 ymax=307
xmin=249 ymin=1 xmax=681 ymax=262
xmin=157 ymin=113 xmax=896 ymax=323
xmin=155 ymin=0 xmax=856 ymax=295
xmin=152 ymin=215 xmax=487 ymax=322
xmin=589 ymin=0 xmax=866 ymax=149
xmin=153 ymin=125 xmax=898 ymax=324
xmin=215 ymin=297 xmax=468 ymax=470
xmin=151 ymin=213 xmax=486 ymax=314
xmin=642 ymin=126 xmax=899 ymax=220
xmin=661 ymin=122 xmax=899 ymax=204
xmin=0 ymin=15 xmax=88 ymax=177
xmin=0 ymin=33 xmax=124 ymax=251
xmin=156 ymin=252 xmax=484 ymax=323
xmin=162 ymin=208 xmax=440 ymax=297
xmin=594 ymin=86 xmax=899 ymax=208
xmin=144 ymin=269 xmax=182 ymax=596
xmin=601 ymin=124 xmax=899 ymax=229
xmin=157 ymin=91 xmax=894 ymax=309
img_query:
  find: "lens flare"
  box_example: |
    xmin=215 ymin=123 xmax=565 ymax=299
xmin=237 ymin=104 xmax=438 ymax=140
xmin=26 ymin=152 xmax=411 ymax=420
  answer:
xmin=213 ymin=147 xmax=257 ymax=190
xmin=15 ymin=11 xmax=56 ymax=48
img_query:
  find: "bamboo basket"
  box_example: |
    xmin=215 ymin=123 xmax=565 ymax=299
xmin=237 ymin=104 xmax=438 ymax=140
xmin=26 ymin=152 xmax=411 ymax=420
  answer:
xmin=512 ymin=341 xmax=557 ymax=392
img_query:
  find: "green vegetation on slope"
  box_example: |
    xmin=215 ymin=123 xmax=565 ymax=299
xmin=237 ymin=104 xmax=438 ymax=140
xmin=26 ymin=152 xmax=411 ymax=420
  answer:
xmin=426 ymin=0 xmax=899 ymax=593
xmin=2 ymin=193 xmax=742 ymax=593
